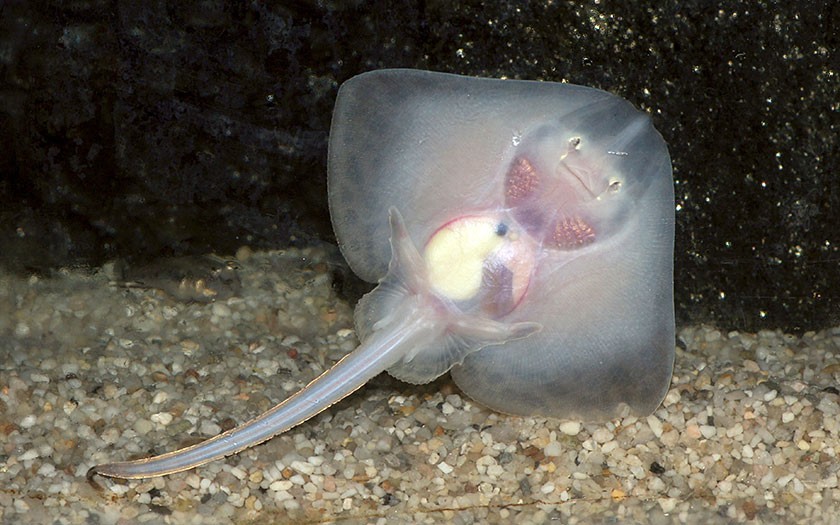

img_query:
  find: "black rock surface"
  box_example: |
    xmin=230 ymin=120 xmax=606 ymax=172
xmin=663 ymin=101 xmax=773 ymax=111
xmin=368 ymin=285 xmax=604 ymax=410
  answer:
xmin=1 ymin=1 xmax=837 ymax=332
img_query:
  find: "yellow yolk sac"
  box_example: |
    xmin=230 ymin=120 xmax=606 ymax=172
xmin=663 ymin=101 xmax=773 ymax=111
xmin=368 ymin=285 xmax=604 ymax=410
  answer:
xmin=424 ymin=215 xmax=535 ymax=315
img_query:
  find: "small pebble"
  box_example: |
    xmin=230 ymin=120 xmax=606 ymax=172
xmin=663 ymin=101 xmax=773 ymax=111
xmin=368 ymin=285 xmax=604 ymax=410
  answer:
xmin=212 ymin=303 xmax=231 ymax=317
xmin=15 ymin=322 xmax=30 ymax=337
xmin=199 ymin=420 xmax=222 ymax=436
xmin=558 ymin=421 xmax=582 ymax=436
xmin=544 ymin=441 xmax=563 ymax=456
xmin=150 ymin=412 xmax=173 ymax=425
xmin=153 ymin=391 xmax=169 ymax=404
xmin=437 ymin=462 xmax=454 ymax=474
xmin=647 ymin=415 xmax=663 ymax=438
xmin=18 ymin=449 xmax=39 ymax=461
xmin=291 ymin=460 xmax=315 ymax=476
xmin=133 ymin=418 xmax=153 ymax=435
xmin=700 ymin=425 xmax=717 ymax=438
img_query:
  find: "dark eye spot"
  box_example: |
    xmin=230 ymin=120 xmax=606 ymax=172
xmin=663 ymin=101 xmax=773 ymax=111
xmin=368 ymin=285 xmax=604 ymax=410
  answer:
xmin=495 ymin=222 xmax=509 ymax=236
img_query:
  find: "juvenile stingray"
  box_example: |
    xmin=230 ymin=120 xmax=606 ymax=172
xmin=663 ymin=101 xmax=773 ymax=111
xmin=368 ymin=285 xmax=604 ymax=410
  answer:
xmin=89 ymin=69 xmax=675 ymax=480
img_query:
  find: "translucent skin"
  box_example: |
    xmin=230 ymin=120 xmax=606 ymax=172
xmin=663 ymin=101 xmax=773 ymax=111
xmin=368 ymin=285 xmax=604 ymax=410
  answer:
xmin=88 ymin=69 xmax=674 ymax=480
xmin=332 ymin=70 xmax=674 ymax=419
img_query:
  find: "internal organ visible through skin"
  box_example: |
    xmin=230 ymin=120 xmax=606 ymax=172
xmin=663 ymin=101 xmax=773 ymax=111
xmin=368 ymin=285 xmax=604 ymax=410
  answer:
xmin=504 ymin=154 xmax=596 ymax=250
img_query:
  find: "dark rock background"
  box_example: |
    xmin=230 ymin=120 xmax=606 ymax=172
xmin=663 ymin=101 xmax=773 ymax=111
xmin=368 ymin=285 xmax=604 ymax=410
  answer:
xmin=0 ymin=1 xmax=837 ymax=333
